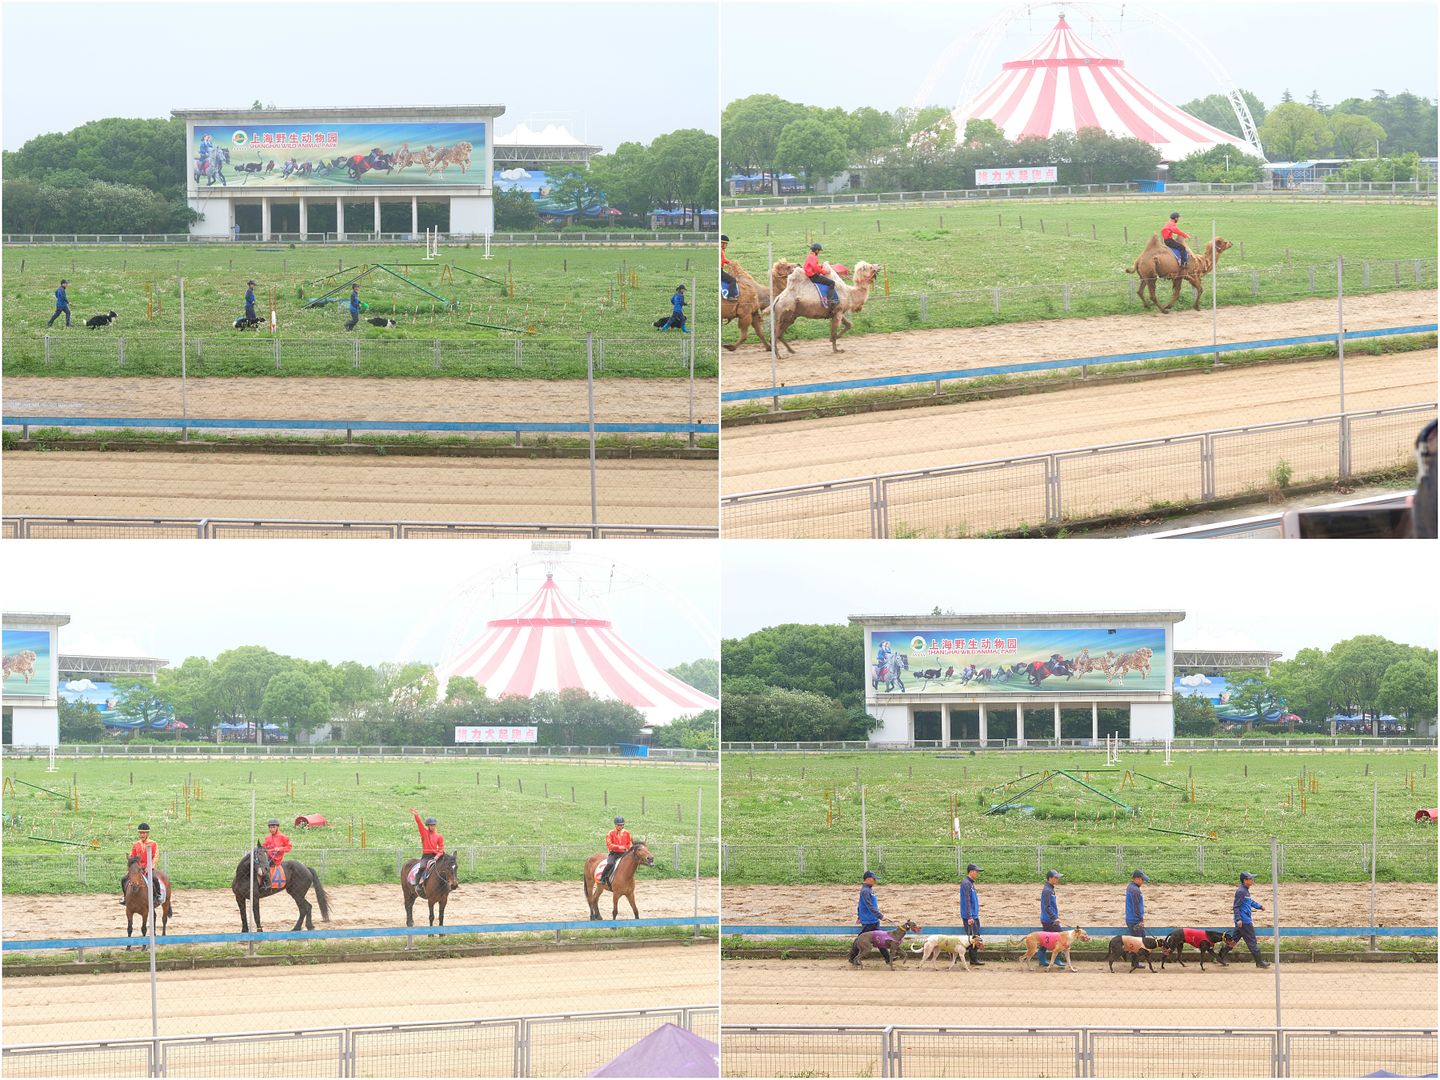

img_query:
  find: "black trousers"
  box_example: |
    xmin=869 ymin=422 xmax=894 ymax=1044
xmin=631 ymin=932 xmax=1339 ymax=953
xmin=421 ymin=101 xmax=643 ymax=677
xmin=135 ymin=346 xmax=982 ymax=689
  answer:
xmin=1234 ymin=921 xmax=1263 ymax=959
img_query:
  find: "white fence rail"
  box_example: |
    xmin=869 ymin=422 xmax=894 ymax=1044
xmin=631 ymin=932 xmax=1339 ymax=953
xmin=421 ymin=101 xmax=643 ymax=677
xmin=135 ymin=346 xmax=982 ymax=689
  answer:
xmin=2 ymin=231 xmax=717 ymax=246
xmin=2 ymin=742 xmax=715 ymax=760
xmin=1 ymin=517 xmax=719 ymax=540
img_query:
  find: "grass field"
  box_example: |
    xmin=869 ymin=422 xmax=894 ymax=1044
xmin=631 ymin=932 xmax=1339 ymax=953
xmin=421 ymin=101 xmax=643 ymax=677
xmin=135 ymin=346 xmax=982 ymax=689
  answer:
xmin=3 ymin=243 xmax=717 ymax=378
xmin=721 ymin=750 xmax=1439 ymax=884
xmin=722 ymin=199 xmax=1437 ymax=340
xmin=1 ymin=756 xmax=719 ymax=893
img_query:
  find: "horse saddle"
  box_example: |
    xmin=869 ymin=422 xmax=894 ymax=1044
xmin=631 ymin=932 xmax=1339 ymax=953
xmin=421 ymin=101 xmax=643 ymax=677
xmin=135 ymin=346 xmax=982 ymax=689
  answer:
xmin=269 ymin=863 xmax=287 ymax=889
xmin=720 ymin=282 xmax=738 ymax=300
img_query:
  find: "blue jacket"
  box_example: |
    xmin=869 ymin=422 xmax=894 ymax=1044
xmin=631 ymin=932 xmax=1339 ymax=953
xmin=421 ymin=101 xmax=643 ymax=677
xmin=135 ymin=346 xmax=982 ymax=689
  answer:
xmin=1125 ymin=882 xmax=1145 ymax=925
xmin=1040 ymin=882 xmax=1059 ymax=926
xmin=1233 ymin=885 xmax=1263 ymax=925
xmin=671 ymin=291 xmax=685 ymax=316
xmin=857 ymin=883 xmax=881 ymax=924
xmin=959 ymin=876 xmax=979 ymax=920
xmin=349 ymin=292 xmax=361 ymax=315
xmin=245 ymin=287 xmax=256 ymax=312
xmin=54 ymin=286 xmax=69 ymax=309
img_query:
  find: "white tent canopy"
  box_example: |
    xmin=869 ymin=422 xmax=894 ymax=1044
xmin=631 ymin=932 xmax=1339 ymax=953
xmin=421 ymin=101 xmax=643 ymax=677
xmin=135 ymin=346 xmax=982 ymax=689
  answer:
xmin=953 ymin=15 xmax=1255 ymax=162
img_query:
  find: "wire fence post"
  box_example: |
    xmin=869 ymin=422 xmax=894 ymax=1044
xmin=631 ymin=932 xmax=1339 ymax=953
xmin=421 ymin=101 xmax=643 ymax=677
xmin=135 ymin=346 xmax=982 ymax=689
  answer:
xmin=768 ymin=241 xmax=778 ymax=413
xmin=1338 ymin=256 xmax=1349 ymax=478
xmin=1370 ymin=780 xmax=1378 ymax=951
xmin=249 ymin=790 xmax=256 ymax=957
xmin=147 ymin=841 xmax=159 ymax=1043
xmin=860 ymin=784 xmax=868 ymax=870
xmin=179 ymin=278 xmax=188 ymax=442
xmin=689 ymin=273 xmax=697 ymax=448
xmin=1270 ymin=835 xmax=1281 ymax=1029
xmin=693 ymin=786 xmax=702 ymax=933
xmin=586 ymin=333 xmax=598 ymax=530
xmin=1210 ymin=220 xmax=1218 ymax=365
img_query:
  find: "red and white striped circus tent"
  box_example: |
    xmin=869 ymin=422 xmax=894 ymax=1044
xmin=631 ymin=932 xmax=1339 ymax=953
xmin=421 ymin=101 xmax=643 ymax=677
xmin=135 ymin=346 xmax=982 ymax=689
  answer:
xmin=436 ymin=575 xmax=718 ymax=726
xmin=954 ymin=16 xmax=1255 ymax=161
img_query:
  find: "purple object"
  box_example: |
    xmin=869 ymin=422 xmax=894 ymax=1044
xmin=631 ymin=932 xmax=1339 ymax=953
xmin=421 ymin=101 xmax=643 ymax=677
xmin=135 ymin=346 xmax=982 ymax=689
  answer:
xmin=587 ymin=1023 xmax=719 ymax=1077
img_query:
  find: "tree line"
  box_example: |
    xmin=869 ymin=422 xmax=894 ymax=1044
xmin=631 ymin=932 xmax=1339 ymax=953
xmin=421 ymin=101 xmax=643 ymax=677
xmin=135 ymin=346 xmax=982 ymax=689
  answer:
xmin=724 ymin=624 xmax=1436 ymax=743
xmin=722 ymin=88 xmax=1437 ymax=194
xmin=57 ymin=645 xmax=718 ymax=750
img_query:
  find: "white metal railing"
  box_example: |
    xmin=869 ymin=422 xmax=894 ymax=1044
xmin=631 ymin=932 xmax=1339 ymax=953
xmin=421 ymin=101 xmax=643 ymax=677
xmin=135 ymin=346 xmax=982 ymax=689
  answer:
xmin=0 ymin=1006 xmax=718 ymax=1078
xmin=1 ymin=517 xmax=719 ymax=540
xmin=718 ymin=736 xmax=1433 ymax=751
xmin=1 ymin=231 xmax=716 ymax=245
xmin=2 ymin=742 xmax=715 ymax=760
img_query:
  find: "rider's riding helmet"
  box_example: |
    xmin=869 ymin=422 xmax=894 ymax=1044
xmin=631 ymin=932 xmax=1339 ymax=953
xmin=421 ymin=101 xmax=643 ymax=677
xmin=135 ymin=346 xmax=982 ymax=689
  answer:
xmin=809 ymin=243 xmax=823 ymax=252
xmin=614 ymin=816 xmax=625 ymax=826
xmin=425 ymin=817 xmax=437 ymax=826
xmin=137 ymin=823 xmax=150 ymax=832
xmin=267 ymin=819 xmax=280 ymax=827
xmin=1169 ymin=212 xmax=1181 ymax=221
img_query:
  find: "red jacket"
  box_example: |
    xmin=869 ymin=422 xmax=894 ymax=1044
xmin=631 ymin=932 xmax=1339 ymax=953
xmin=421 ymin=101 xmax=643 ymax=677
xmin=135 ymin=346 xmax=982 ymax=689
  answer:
xmin=606 ymin=827 xmax=632 ymax=853
xmin=129 ymin=838 xmax=158 ymax=870
xmin=721 ymin=241 xmax=731 ymax=269
xmin=1182 ymin=927 xmax=1213 ymax=949
xmin=802 ymin=251 xmax=825 ymax=277
xmin=413 ymin=810 xmax=445 ymax=856
xmin=1161 ymin=222 xmax=1189 ymax=242
xmin=262 ymin=831 xmax=292 ymax=863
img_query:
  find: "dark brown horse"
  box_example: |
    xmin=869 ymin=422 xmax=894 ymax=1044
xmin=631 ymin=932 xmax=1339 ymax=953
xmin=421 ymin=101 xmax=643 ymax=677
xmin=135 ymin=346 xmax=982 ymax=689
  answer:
xmin=583 ymin=841 xmax=653 ymax=920
xmin=232 ymin=847 xmax=330 ymax=932
xmin=401 ymin=853 xmax=459 ymax=929
xmin=123 ymin=856 xmax=172 ymax=944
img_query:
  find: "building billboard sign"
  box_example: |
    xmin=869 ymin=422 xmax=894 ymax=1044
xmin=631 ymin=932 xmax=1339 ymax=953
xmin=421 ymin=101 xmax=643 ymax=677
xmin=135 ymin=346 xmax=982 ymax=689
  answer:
xmin=455 ymin=725 xmax=538 ymax=744
xmin=191 ymin=122 xmax=488 ymax=189
xmin=975 ymin=165 xmax=1057 ymax=186
xmin=868 ymin=628 xmax=1167 ymax=695
xmin=2 ymin=628 xmax=54 ymax=700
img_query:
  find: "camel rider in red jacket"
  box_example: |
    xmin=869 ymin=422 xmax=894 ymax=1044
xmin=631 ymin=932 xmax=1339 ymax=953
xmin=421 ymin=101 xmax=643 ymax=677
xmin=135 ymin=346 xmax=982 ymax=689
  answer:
xmin=120 ymin=823 xmax=164 ymax=907
xmin=1161 ymin=212 xmax=1191 ymax=269
xmin=261 ymin=818 xmax=292 ymax=888
xmin=803 ymin=244 xmax=840 ymax=310
xmin=602 ymin=816 xmax=632 ymax=884
xmin=721 ymin=234 xmax=739 ymax=300
xmin=411 ymin=808 xmax=457 ymax=888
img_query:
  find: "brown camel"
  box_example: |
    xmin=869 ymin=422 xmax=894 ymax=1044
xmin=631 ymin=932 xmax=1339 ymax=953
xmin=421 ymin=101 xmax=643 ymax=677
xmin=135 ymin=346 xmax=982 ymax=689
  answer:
xmin=770 ymin=259 xmax=881 ymax=353
xmin=722 ymin=258 xmax=771 ymax=351
xmin=1126 ymin=235 xmax=1233 ymax=312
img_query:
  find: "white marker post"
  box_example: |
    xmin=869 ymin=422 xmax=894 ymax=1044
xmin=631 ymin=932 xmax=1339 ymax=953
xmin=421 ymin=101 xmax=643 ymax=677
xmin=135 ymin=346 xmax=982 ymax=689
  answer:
xmin=179 ymin=278 xmax=188 ymax=443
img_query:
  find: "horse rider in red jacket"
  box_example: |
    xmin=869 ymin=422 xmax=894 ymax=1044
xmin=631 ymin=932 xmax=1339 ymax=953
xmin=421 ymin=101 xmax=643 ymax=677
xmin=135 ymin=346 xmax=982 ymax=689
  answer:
xmin=602 ymin=816 xmax=632 ymax=884
xmin=721 ymin=234 xmax=738 ymax=300
xmin=261 ymin=818 xmax=292 ymax=889
xmin=120 ymin=823 xmax=164 ymax=907
xmin=802 ymin=243 xmax=841 ymax=310
xmin=1161 ymin=212 xmax=1191 ymax=269
xmin=411 ymin=808 xmax=457 ymax=888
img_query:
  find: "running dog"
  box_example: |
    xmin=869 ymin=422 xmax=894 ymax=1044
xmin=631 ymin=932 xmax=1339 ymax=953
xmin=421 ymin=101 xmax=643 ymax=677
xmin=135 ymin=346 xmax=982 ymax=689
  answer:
xmin=1106 ymin=934 xmax=1167 ymax=972
xmin=907 ymin=933 xmax=973 ymax=971
xmin=233 ymin=315 xmax=263 ymax=330
xmin=365 ymin=317 xmax=397 ymax=328
xmin=1018 ymin=927 xmax=1090 ymax=971
xmin=85 ymin=311 xmax=118 ymax=329
xmin=1160 ymin=928 xmax=1235 ymax=971
xmin=848 ymin=919 xmax=922 ymax=969
xmin=1107 ymin=647 xmax=1154 ymax=684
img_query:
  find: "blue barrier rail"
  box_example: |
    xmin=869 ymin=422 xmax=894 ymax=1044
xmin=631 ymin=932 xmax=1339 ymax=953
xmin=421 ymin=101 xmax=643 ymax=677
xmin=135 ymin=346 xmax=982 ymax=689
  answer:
xmin=721 ymin=323 xmax=1439 ymax=403
xmin=2 ymin=914 xmax=717 ymax=952
xmin=725 ymin=923 xmax=1437 ymax=938
xmin=2 ymin=416 xmax=720 ymax=436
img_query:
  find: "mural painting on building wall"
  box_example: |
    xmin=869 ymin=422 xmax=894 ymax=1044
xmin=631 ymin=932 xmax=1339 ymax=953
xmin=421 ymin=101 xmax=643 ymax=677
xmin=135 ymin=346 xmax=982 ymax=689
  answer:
xmin=191 ymin=123 xmax=488 ymax=189
xmin=2 ymin=629 xmax=53 ymax=697
xmin=868 ymin=629 xmax=1168 ymax=695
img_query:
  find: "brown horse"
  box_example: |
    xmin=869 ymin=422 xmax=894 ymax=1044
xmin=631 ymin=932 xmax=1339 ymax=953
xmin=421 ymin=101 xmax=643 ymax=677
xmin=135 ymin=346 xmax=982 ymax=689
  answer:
xmin=123 ymin=856 xmax=172 ymax=944
xmin=583 ymin=841 xmax=653 ymax=920
xmin=401 ymin=853 xmax=459 ymax=929
xmin=1126 ymin=236 xmax=1232 ymax=312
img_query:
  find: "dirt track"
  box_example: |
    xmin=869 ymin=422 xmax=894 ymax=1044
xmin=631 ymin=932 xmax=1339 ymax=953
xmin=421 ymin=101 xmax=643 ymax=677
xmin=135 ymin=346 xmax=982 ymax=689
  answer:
xmin=722 ymin=882 xmax=1438 ymax=929
xmin=2 ymin=453 xmax=718 ymax=527
xmin=2 ymin=879 xmax=719 ymax=941
xmin=3 ymin=376 xmax=717 ymax=425
xmin=721 ymin=291 xmax=1437 ymax=392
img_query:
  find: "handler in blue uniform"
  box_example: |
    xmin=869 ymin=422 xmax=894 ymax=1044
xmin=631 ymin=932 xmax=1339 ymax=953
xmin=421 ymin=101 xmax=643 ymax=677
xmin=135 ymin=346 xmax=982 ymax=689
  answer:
xmin=47 ymin=279 xmax=71 ymax=328
xmin=345 ymin=284 xmax=361 ymax=330
xmin=856 ymin=869 xmax=882 ymax=933
xmin=245 ymin=280 xmax=258 ymax=323
xmin=1037 ymin=869 xmax=1065 ymax=968
xmin=960 ymin=863 xmax=984 ymax=965
xmin=1125 ymin=869 xmax=1149 ymax=968
xmin=662 ymin=284 xmax=688 ymax=332
xmin=1233 ymin=871 xmax=1271 ymax=968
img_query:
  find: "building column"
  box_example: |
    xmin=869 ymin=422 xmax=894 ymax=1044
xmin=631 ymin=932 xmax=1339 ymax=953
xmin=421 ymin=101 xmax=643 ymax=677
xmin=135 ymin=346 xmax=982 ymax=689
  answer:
xmin=907 ymin=706 xmax=916 ymax=746
xmin=978 ymin=703 xmax=988 ymax=747
xmin=298 ymin=197 xmax=308 ymax=237
xmin=1054 ymin=701 xmax=1062 ymax=743
xmin=336 ymin=196 xmax=345 ymax=240
xmin=1092 ymin=701 xmax=1099 ymax=741
xmin=411 ymin=195 xmax=419 ymax=234
xmin=941 ymin=706 xmax=952 ymax=748
xmin=260 ymin=197 xmax=271 ymax=240
xmin=1015 ymin=703 xmax=1025 ymax=747
xmin=373 ymin=195 xmax=381 ymax=235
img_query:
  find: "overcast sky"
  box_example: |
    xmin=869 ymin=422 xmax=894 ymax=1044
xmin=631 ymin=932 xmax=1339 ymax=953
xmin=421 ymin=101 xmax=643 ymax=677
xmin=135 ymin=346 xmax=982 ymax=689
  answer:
xmin=722 ymin=0 xmax=1438 ymax=115
xmin=1 ymin=1 xmax=719 ymax=153
xmin=721 ymin=541 xmax=1438 ymax=657
xmin=4 ymin=541 xmax=720 ymax=671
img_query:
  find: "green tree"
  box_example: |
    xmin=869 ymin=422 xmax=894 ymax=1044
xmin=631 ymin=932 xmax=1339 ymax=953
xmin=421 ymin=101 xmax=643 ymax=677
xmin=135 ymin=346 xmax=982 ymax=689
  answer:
xmin=649 ymin=129 xmax=719 ymax=220
xmin=155 ymin=656 xmax=220 ymax=736
xmin=667 ymin=658 xmax=719 ymax=698
xmin=721 ymin=680 xmax=873 ymax=742
xmin=1328 ymin=113 xmax=1387 ymax=159
xmin=326 ymin=661 xmax=381 ymax=723
xmin=847 ymin=107 xmax=896 ymax=165
xmin=1222 ymin=671 xmax=1284 ymax=729
xmin=546 ymin=167 xmax=605 ymax=221
xmin=1258 ymin=103 xmax=1332 ymax=160
xmin=1173 ymin=692 xmax=1220 ymax=737
xmin=444 ymin=676 xmax=485 ymax=703
xmin=1325 ymin=152 xmax=1429 ymax=184
xmin=58 ymin=698 xmax=105 ymax=742
xmin=1178 ymin=90 xmax=1268 ymax=138
xmin=588 ymin=140 xmax=657 ymax=218
xmin=1326 ymin=635 xmax=1413 ymax=721
xmin=722 ymin=622 xmax=865 ymax=709
xmin=1331 ymin=91 xmax=1437 ymax=156
xmin=1168 ymin=145 xmax=1267 ymax=183
xmin=210 ymin=646 xmax=292 ymax=728
xmin=1377 ymin=656 xmax=1438 ymax=732
xmin=651 ymin=710 xmax=717 ymax=750
xmin=116 ymin=680 xmax=170 ymax=731
xmin=493 ymin=187 xmax=540 ymax=229
xmin=260 ymin=669 xmax=331 ymax=743
xmin=962 ymin=118 xmax=1008 ymax=150
xmin=722 ymin=95 xmax=809 ymax=175
xmin=1268 ymin=648 xmax=1334 ymax=722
